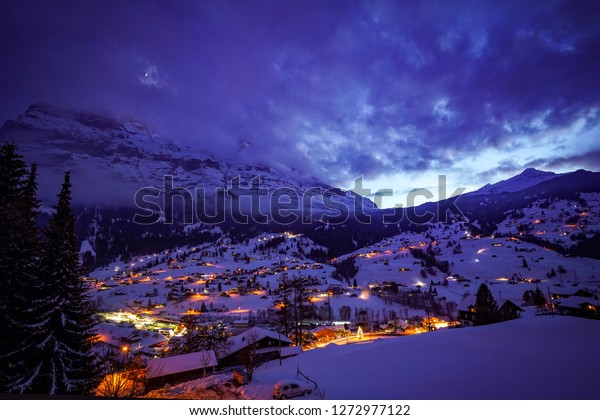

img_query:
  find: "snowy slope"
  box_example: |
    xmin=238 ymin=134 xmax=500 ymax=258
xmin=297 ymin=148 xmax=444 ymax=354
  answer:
xmin=496 ymin=193 xmax=600 ymax=248
xmin=473 ymin=168 xmax=560 ymax=195
xmin=242 ymin=315 xmax=600 ymax=399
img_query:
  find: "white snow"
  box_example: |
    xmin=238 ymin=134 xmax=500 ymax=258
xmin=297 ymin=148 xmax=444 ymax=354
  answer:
xmin=242 ymin=315 xmax=600 ymax=399
xmin=473 ymin=168 xmax=559 ymax=195
xmin=146 ymin=350 xmax=217 ymax=378
xmin=79 ymin=240 xmax=95 ymax=257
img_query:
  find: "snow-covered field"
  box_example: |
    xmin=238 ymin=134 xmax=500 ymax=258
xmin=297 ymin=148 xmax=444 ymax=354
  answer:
xmin=242 ymin=314 xmax=600 ymax=399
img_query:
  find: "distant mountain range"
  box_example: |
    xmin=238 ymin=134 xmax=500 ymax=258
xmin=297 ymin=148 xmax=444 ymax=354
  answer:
xmin=2 ymin=103 xmax=600 ymax=266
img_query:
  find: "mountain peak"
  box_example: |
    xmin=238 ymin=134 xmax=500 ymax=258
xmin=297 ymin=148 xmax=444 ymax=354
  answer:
xmin=519 ymin=167 xmax=556 ymax=177
xmin=474 ymin=167 xmax=560 ymax=195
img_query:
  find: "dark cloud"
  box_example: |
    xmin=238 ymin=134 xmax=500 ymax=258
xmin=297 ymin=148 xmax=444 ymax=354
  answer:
xmin=525 ymin=149 xmax=600 ymax=171
xmin=2 ymin=0 xmax=600 ymax=188
xmin=477 ymin=159 xmax=524 ymax=180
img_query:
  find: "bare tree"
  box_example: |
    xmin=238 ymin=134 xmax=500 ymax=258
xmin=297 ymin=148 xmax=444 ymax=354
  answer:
xmin=239 ymin=329 xmax=260 ymax=382
xmin=198 ymin=350 xmax=216 ymax=378
xmin=95 ymin=348 xmax=153 ymax=398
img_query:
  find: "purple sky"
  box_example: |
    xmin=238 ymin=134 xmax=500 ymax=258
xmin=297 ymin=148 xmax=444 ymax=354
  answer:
xmin=2 ymin=0 xmax=600 ymax=206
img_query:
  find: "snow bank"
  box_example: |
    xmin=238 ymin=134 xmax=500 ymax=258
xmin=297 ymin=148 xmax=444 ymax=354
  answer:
xmin=244 ymin=315 xmax=600 ymax=399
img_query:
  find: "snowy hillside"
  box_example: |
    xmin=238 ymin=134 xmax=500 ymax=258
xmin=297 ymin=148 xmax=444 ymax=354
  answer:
xmin=242 ymin=315 xmax=600 ymax=399
xmin=496 ymin=193 xmax=600 ymax=248
xmin=86 ymin=219 xmax=600 ymax=362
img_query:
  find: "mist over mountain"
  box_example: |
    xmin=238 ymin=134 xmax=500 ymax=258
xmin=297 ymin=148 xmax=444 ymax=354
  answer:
xmin=1 ymin=103 xmax=369 ymax=208
xmin=2 ymin=104 xmax=600 ymax=267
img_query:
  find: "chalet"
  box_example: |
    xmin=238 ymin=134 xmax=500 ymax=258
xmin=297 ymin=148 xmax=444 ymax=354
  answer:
xmin=551 ymin=291 xmax=572 ymax=300
xmin=572 ymin=289 xmax=598 ymax=299
xmin=219 ymin=327 xmax=295 ymax=367
xmin=146 ymin=350 xmax=218 ymax=390
xmin=458 ymin=296 xmax=477 ymax=326
xmin=555 ymin=296 xmax=599 ymax=319
xmin=458 ymin=296 xmax=523 ymax=326
xmin=95 ymin=323 xmax=168 ymax=358
xmin=497 ymin=299 xmax=524 ymax=321
xmin=311 ymin=326 xmax=337 ymax=344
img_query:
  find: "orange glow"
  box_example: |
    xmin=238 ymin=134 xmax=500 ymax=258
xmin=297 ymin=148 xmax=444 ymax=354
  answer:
xmin=229 ymin=309 xmax=250 ymax=314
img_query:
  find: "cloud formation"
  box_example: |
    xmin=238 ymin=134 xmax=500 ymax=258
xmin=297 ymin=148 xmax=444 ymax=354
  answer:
xmin=1 ymin=0 xmax=599 ymax=199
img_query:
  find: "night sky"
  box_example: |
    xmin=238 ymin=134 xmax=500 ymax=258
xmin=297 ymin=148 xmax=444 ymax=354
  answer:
xmin=2 ymin=0 xmax=600 ymax=206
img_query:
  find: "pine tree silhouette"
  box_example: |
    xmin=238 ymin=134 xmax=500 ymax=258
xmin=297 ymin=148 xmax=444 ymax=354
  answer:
xmin=474 ymin=283 xmax=500 ymax=326
xmin=34 ymin=172 xmax=100 ymax=394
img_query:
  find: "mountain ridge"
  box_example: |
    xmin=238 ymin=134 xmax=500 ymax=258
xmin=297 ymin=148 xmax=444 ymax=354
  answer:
xmin=0 ymin=103 xmax=375 ymax=212
xmin=473 ymin=167 xmax=560 ymax=195
xmin=3 ymin=103 xmax=600 ymax=268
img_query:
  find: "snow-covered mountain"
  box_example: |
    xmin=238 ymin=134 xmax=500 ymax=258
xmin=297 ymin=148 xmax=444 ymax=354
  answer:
xmin=473 ymin=168 xmax=560 ymax=195
xmin=4 ymin=103 xmax=600 ymax=268
xmin=0 ymin=103 xmax=375 ymax=214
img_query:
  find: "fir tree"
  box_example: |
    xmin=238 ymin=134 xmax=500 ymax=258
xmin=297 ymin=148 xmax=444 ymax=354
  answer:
xmin=532 ymin=287 xmax=547 ymax=308
xmin=0 ymin=146 xmax=46 ymax=393
xmin=474 ymin=283 xmax=500 ymax=326
xmin=35 ymin=172 xmax=100 ymax=395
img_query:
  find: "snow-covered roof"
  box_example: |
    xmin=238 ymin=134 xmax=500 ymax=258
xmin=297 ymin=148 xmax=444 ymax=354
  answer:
xmin=457 ymin=295 xmax=476 ymax=311
xmin=146 ymin=350 xmax=217 ymax=378
xmin=311 ymin=326 xmax=337 ymax=334
xmin=223 ymin=327 xmax=293 ymax=358
xmin=555 ymin=296 xmax=598 ymax=309
xmin=95 ymin=323 xmax=168 ymax=350
xmin=497 ymin=298 xmax=524 ymax=311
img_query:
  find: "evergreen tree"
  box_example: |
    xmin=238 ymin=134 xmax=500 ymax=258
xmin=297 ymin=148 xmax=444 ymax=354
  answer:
xmin=522 ymin=290 xmax=534 ymax=307
xmin=532 ymin=287 xmax=547 ymax=308
xmin=0 ymin=146 xmax=45 ymax=393
xmin=474 ymin=283 xmax=500 ymax=326
xmin=35 ymin=172 xmax=100 ymax=395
